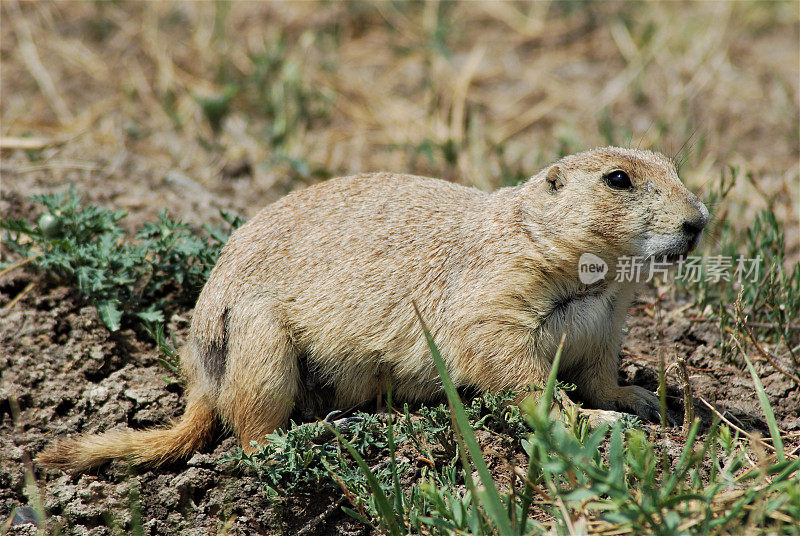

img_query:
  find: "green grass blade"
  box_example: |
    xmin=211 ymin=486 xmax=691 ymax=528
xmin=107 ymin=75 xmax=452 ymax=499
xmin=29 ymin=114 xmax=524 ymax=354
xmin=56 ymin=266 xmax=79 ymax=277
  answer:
xmin=538 ymin=334 xmax=565 ymax=418
xmin=661 ymin=418 xmax=701 ymax=498
xmin=741 ymin=346 xmax=785 ymax=461
xmin=414 ymin=304 xmax=514 ymax=535
xmin=341 ymin=507 xmax=370 ymax=525
xmin=326 ymin=424 xmax=404 ymax=536
xmin=386 ymin=389 xmax=405 ymax=519
xmin=518 ymin=335 xmax=565 ymax=535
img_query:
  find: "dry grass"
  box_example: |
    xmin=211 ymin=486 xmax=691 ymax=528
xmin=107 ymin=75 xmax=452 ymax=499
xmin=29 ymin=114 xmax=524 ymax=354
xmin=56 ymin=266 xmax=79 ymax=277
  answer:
xmin=1 ymin=3 xmax=798 ymax=534
xmin=1 ymin=1 xmax=797 ymax=252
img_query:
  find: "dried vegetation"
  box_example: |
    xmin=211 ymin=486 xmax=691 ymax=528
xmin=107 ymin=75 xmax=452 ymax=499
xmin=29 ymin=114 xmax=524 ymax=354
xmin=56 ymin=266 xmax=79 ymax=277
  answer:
xmin=1 ymin=1 xmax=798 ymax=535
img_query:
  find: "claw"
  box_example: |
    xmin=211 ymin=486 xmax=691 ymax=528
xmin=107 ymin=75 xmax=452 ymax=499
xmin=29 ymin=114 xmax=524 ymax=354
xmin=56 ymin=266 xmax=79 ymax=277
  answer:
xmin=666 ymin=409 xmax=679 ymax=427
xmin=323 ymin=410 xmax=342 ymax=422
xmin=614 ymin=385 xmax=671 ymax=425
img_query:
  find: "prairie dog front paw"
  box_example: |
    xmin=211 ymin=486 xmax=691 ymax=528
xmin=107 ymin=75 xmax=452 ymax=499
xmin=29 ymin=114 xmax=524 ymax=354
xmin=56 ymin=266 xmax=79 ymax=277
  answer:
xmin=614 ymin=385 xmax=667 ymax=424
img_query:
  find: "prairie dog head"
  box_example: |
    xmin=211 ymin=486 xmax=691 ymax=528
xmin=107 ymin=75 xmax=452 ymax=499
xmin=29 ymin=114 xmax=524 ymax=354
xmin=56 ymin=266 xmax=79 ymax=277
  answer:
xmin=524 ymin=146 xmax=709 ymax=267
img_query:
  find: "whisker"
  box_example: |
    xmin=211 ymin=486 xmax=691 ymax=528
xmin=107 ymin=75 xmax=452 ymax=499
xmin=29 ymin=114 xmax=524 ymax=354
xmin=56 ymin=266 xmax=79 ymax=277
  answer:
xmin=637 ymin=118 xmax=656 ymax=151
xmin=674 ymin=127 xmax=700 ymax=171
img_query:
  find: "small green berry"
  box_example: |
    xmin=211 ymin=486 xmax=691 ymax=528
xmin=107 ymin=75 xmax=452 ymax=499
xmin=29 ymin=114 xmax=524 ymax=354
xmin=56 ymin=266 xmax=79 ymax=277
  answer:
xmin=38 ymin=213 xmax=63 ymax=238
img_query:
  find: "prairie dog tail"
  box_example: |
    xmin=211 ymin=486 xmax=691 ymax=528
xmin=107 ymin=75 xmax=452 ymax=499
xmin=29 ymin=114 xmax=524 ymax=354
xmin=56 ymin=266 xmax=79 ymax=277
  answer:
xmin=37 ymin=396 xmax=215 ymax=473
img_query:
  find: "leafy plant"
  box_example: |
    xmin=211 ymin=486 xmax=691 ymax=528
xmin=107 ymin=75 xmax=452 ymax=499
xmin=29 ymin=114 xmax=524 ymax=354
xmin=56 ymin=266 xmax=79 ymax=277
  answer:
xmin=238 ymin=320 xmax=799 ymax=535
xmin=227 ymin=412 xmax=397 ymax=500
xmin=1 ymin=188 xmax=242 ymax=368
xmin=196 ymin=84 xmax=238 ymax=132
xmin=672 ymin=168 xmax=799 ymax=373
xmin=243 ymin=33 xmax=330 ymax=148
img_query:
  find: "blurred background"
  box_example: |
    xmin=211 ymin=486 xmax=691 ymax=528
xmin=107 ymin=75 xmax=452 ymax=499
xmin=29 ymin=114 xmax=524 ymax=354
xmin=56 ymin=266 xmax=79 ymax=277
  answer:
xmin=1 ymin=0 xmax=798 ymax=254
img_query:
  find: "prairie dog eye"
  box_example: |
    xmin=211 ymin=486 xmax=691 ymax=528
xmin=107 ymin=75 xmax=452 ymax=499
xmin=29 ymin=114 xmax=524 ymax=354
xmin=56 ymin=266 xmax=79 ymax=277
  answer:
xmin=604 ymin=169 xmax=632 ymax=190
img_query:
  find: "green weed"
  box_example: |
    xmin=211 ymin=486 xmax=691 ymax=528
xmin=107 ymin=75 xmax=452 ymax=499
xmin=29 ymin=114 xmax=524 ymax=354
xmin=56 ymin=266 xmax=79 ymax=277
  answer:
xmin=196 ymin=85 xmax=237 ymax=133
xmin=344 ymin=326 xmax=798 ymax=535
xmin=241 ymin=34 xmax=330 ymax=146
xmin=231 ymin=321 xmax=799 ymax=535
xmin=670 ymin=168 xmax=800 ymax=377
xmin=1 ymin=188 xmax=242 ymax=371
xmin=3 ymin=188 xmax=797 ymax=535
xmin=693 ymin=170 xmax=799 ymax=339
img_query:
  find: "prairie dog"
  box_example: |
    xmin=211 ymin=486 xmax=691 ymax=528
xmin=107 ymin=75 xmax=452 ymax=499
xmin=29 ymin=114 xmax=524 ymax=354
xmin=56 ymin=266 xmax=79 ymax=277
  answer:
xmin=39 ymin=147 xmax=709 ymax=472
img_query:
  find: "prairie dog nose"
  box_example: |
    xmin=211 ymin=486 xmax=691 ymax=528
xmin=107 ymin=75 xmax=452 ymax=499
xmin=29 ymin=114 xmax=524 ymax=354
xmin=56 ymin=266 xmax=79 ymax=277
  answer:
xmin=685 ymin=196 xmax=709 ymax=229
xmin=682 ymin=218 xmax=705 ymax=241
xmin=682 ymin=201 xmax=709 ymax=247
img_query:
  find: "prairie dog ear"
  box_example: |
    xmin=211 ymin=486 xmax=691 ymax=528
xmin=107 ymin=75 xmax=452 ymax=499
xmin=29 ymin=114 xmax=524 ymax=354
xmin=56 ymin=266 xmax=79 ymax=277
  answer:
xmin=546 ymin=165 xmax=565 ymax=191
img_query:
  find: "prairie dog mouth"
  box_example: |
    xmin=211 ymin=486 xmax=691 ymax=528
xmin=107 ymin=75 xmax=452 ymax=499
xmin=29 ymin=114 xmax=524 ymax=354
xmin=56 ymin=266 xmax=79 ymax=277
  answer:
xmin=640 ymin=233 xmax=693 ymax=262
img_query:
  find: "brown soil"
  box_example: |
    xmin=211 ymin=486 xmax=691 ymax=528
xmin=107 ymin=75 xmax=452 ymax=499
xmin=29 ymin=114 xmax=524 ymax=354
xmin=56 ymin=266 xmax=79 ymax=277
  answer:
xmin=2 ymin=257 xmax=797 ymax=535
xmin=0 ymin=272 xmax=372 ymax=535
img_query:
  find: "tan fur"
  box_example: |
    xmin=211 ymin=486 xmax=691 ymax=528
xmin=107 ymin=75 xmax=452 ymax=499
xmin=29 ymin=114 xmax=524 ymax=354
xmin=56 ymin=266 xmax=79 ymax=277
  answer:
xmin=38 ymin=146 xmax=709 ymax=472
xmin=38 ymin=392 xmax=214 ymax=472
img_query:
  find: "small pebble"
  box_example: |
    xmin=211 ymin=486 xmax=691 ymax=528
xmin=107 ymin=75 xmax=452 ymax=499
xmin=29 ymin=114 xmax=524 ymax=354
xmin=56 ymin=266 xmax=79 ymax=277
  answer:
xmin=11 ymin=506 xmax=39 ymax=527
